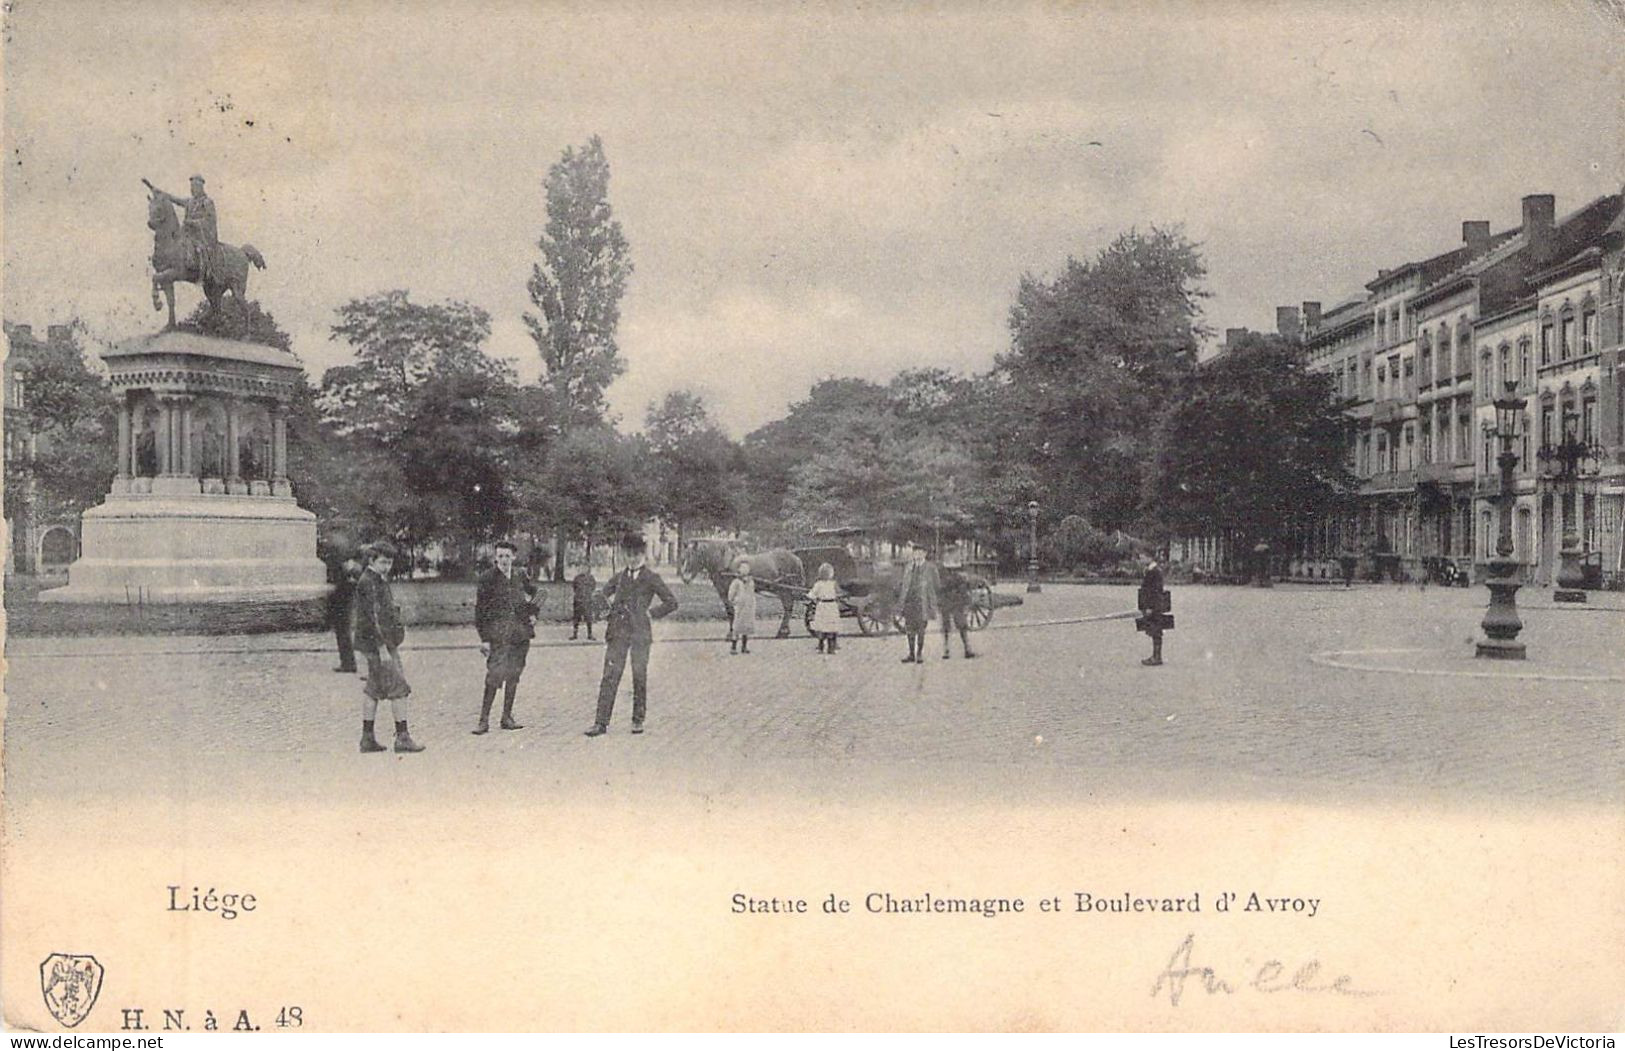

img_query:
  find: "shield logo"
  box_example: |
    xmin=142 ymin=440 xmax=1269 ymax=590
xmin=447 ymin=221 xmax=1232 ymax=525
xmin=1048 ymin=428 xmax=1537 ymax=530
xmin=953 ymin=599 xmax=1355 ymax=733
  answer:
xmin=40 ymin=954 xmax=104 ymax=1028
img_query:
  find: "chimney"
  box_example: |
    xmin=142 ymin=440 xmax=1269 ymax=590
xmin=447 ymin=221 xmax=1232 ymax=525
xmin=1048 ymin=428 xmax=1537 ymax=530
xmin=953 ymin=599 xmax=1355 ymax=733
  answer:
xmin=9 ymin=324 xmax=34 ymax=343
xmin=1225 ymin=327 xmax=1249 ymax=350
xmin=46 ymin=324 xmax=71 ymax=344
xmin=1521 ymin=193 xmax=1556 ymax=264
xmin=1275 ymin=305 xmax=1301 ymax=341
xmin=1462 ymin=221 xmax=1491 ymax=252
xmin=1521 ymin=194 xmax=1555 ymax=233
xmin=1301 ymin=301 xmax=1322 ymax=332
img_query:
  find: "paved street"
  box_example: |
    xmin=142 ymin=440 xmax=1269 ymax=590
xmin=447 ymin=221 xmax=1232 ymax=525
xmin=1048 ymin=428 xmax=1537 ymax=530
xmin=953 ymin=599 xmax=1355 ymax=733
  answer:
xmin=6 ymin=583 xmax=1621 ymax=807
xmin=5 ymin=582 xmax=1622 ymax=1032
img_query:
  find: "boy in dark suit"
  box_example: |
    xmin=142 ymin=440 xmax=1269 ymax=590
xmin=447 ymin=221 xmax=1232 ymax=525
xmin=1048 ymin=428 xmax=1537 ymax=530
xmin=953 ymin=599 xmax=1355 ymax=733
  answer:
xmin=585 ymin=533 xmax=679 ymax=737
xmin=473 ymin=539 xmax=542 ymax=735
xmin=1137 ymin=560 xmax=1171 ymax=666
xmin=351 ymin=542 xmax=424 ymax=754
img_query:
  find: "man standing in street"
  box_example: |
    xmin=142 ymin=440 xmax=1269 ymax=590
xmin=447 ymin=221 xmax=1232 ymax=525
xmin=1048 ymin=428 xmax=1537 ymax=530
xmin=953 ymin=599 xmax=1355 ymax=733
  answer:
xmin=327 ymin=553 xmax=362 ymax=673
xmin=474 ymin=540 xmax=542 ymax=735
xmin=938 ymin=561 xmax=977 ymax=660
xmin=570 ymin=563 xmax=598 ymax=641
xmin=585 ymin=533 xmax=678 ymax=737
xmin=898 ymin=543 xmax=940 ymax=664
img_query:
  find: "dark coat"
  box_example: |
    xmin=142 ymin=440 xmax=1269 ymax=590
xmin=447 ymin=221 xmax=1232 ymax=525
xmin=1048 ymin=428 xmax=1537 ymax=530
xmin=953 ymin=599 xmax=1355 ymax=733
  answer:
xmin=326 ymin=558 xmax=361 ymax=627
xmin=475 ymin=567 xmax=540 ymax=644
xmin=899 ymin=561 xmax=940 ymax=623
xmin=1137 ymin=566 xmax=1167 ymax=612
xmin=1137 ymin=566 xmax=1172 ymax=633
xmin=939 ymin=570 xmax=971 ymax=613
xmin=601 ymin=564 xmax=679 ymax=642
xmin=571 ymin=570 xmax=598 ymax=613
xmin=351 ymin=569 xmax=404 ymax=653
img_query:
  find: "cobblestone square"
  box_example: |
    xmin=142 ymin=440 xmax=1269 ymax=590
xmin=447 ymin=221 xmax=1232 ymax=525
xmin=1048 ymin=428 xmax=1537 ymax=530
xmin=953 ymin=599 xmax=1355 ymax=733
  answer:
xmin=6 ymin=583 xmax=1620 ymax=807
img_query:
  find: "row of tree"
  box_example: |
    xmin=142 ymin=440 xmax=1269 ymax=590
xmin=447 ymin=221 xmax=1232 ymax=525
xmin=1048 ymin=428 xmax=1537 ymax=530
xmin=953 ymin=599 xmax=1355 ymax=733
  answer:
xmin=5 ymin=137 xmax=1356 ymax=578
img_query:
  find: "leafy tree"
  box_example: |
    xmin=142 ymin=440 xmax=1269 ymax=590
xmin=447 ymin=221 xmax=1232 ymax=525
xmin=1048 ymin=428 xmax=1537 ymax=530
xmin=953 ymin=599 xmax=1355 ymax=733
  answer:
xmin=998 ymin=226 xmax=1208 ymax=531
xmin=738 ymin=378 xmax=893 ymax=529
xmin=780 ymin=421 xmax=975 ymax=545
xmin=1142 ymin=332 xmax=1354 ymax=549
xmin=178 ymin=298 xmax=293 ymax=352
xmin=515 ymin=425 xmax=656 ymax=561
xmin=317 ymin=291 xmax=520 ymax=566
xmin=3 ymin=321 xmax=118 ymax=528
xmin=644 ymin=390 xmax=740 ymax=546
xmin=396 ymin=370 xmax=520 ymax=551
xmin=524 ymin=136 xmax=633 ymax=429
xmin=323 ymin=290 xmax=512 ymax=440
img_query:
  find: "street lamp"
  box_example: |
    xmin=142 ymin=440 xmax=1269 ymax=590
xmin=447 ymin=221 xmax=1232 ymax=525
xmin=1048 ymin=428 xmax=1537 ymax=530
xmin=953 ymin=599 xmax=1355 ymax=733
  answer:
xmin=1537 ymin=411 xmax=1604 ymax=604
xmin=1477 ymin=380 xmax=1528 ymax=660
xmin=1026 ymin=500 xmax=1041 ymax=594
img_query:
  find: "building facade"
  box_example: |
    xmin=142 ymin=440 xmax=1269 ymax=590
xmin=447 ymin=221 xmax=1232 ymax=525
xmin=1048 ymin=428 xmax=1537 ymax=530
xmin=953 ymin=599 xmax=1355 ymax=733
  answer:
xmin=3 ymin=323 xmax=86 ymax=577
xmin=1289 ymin=190 xmax=1625 ymax=585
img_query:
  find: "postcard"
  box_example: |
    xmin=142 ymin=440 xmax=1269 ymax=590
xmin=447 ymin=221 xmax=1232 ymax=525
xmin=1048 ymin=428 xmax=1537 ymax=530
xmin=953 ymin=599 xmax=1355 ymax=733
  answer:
xmin=4 ymin=0 xmax=1622 ymax=1033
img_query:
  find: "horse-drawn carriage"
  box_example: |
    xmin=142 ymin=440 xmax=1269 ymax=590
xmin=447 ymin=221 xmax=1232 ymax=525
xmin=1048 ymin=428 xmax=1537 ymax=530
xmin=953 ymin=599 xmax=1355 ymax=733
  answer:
xmin=789 ymin=543 xmax=995 ymax=636
xmin=679 ymin=529 xmax=997 ymax=638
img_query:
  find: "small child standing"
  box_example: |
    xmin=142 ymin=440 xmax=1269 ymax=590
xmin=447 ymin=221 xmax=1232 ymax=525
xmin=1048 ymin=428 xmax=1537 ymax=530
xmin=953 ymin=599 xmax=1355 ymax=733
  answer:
xmin=727 ymin=558 xmax=758 ymax=654
xmin=570 ymin=564 xmax=598 ymax=641
xmin=809 ymin=562 xmax=842 ymax=654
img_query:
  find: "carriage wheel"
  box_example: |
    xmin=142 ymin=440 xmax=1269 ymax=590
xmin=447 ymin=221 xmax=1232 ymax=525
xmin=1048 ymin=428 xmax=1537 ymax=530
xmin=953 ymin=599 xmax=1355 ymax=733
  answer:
xmin=968 ymin=582 xmax=995 ymax=630
xmin=856 ymin=605 xmax=893 ymax=636
xmin=803 ymin=600 xmax=817 ymax=635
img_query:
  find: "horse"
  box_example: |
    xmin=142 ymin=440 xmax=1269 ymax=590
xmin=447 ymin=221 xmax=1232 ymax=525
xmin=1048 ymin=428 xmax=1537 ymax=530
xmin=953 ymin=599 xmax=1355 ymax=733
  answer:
xmin=679 ymin=540 xmax=806 ymax=638
xmin=148 ymin=190 xmax=267 ymax=329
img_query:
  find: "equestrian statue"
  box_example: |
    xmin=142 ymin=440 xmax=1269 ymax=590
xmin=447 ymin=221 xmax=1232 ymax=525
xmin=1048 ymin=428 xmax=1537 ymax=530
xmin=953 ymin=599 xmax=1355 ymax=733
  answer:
xmin=143 ymin=174 xmax=266 ymax=329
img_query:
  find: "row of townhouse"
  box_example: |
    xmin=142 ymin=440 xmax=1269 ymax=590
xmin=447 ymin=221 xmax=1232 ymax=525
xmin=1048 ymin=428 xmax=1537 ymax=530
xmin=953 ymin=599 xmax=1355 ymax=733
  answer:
xmin=1298 ymin=189 xmax=1625 ymax=585
xmin=1176 ymin=189 xmax=1625 ymax=586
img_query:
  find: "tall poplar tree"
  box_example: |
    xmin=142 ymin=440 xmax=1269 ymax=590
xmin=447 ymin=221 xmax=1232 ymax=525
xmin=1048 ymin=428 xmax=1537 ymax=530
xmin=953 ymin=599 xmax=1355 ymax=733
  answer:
xmin=524 ymin=136 xmax=633 ymax=430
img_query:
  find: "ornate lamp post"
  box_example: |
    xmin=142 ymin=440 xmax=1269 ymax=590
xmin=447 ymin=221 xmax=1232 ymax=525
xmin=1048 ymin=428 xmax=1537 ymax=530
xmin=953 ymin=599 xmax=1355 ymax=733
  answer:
xmin=1477 ymin=381 xmax=1529 ymax=660
xmin=1026 ymin=499 xmax=1041 ymax=593
xmin=1538 ymin=411 xmax=1603 ymax=604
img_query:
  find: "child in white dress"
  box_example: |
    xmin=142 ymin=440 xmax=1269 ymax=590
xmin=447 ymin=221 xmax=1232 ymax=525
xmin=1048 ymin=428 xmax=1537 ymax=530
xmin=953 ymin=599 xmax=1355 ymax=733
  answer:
xmin=809 ymin=562 xmax=842 ymax=654
xmin=727 ymin=558 xmax=757 ymax=654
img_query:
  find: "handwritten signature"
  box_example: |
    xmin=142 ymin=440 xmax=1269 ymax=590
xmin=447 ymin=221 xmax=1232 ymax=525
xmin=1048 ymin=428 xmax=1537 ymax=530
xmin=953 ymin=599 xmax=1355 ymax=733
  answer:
xmin=1152 ymin=933 xmax=1379 ymax=1006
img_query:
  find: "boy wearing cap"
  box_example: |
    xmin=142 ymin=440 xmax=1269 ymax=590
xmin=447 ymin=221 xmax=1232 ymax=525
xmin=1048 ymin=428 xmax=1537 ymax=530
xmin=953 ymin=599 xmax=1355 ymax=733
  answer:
xmin=473 ymin=539 xmax=542 ymax=735
xmin=351 ymin=542 xmax=424 ymax=753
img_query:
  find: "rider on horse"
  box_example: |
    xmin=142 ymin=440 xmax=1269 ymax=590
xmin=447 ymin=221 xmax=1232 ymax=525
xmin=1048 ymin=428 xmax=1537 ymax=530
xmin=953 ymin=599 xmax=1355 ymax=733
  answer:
xmin=144 ymin=174 xmax=222 ymax=285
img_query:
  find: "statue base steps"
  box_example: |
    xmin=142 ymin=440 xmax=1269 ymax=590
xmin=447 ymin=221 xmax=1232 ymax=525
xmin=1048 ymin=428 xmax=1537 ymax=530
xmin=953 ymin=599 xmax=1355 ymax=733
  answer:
xmin=40 ymin=492 xmax=328 ymax=605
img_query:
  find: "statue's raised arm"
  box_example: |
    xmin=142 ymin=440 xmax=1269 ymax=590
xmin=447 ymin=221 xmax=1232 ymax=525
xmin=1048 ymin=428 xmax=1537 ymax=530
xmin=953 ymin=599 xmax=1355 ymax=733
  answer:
xmin=142 ymin=178 xmax=187 ymax=207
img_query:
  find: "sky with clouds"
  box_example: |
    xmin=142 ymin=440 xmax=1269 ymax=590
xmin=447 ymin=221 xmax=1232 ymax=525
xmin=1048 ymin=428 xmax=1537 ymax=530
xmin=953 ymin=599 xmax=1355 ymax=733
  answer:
xmin=4 ymin=0 xmax=1621 ymax=434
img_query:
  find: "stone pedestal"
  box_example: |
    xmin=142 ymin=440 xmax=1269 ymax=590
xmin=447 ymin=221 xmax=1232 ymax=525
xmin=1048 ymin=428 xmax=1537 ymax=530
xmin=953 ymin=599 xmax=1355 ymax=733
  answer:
xmin=1475 ymin=557 xmax=1526 ymax=660
xmin=1554 ymin=533 xmax=1587 ymax=603
xmin=41 ymin=492 xmax=328 ymax=604
xmin=40 ymin=328 xmax=329 ymax=606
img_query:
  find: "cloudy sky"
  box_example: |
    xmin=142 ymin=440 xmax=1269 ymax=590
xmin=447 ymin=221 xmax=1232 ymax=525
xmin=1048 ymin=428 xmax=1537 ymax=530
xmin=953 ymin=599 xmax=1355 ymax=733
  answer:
xmin=4 ymin=0 xmax=1621 ymax=434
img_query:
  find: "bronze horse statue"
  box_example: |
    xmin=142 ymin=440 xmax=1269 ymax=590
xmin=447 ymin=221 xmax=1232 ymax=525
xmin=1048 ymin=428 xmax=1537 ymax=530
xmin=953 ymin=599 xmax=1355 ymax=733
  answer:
xmin=680 ymin=540 xmax=806 ymax=638
xmin=147 ymin=189 xmax=266 ymax=328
